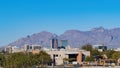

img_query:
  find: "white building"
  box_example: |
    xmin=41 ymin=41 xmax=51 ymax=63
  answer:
xmin=114 ymin=48 xmax=120 ymax=51
xmin=93 ymin=44 xmax=107 ymax=52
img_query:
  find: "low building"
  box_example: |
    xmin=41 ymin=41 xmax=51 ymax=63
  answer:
xmin=4 ymin=44 xmax=41 ymax=54
xmin=5 ymin=46 xmax=12 ymax=53
xmin=114 ymin=48 xmax=120 ymax=51
xmin=11 ymin=46 xmax=25 ymax=53
xmin=32 ymin=49 xmax=41 ymax=54
xmin=24 ymin=44 xmax=41 ymax=54
xmin=93 ymin=44 xmax=107 ymax=52
xmin=5 ymin=46 xmax=25 ymax=53
xmin=44 ymin=46 xmax=90 ymax=65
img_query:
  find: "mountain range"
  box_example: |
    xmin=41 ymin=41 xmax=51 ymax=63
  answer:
xmin=8 ymin=27 xmax=120 ymax=48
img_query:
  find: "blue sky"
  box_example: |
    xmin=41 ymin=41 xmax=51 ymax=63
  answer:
xmin=0 ymin=0 xmax=120 ymax=46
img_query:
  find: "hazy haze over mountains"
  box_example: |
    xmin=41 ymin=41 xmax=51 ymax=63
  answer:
xmin=8 ymin=27 xmax=120 ymax=48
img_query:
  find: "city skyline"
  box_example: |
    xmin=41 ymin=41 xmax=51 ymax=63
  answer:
xmin=0 ymin=0 xmax=120 ymax=46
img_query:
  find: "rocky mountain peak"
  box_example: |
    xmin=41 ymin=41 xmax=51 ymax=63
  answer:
xmin=91 ymin=27 xmax=106 ymax=32
xmin=8 ymin=27 xmax=120 ymax=48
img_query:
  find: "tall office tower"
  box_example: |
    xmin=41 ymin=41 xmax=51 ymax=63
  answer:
xmin=61 ymin=40 xmax=68 ymax=47
xmin=50 ymin=35 xmax=58 ymax=49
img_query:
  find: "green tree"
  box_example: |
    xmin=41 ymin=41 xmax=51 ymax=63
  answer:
xmin=0 ymin=54 xmax=5 ymax=67
xmin=85 ymin=56 xmax=94 ymax=62
xmin=82 ymin=44 xmax=101 ymax=56
xmin=112 ymin=51 xmax=120 ymax=60
xmin=63 ymin=58 xmax=69 ymax=62
xmin=82 ymin=44 xmax=93 ymax=51
xmin=1 ymin=51 xmax=51 ymax=68
xmin=34 ymin=51 xmax=51 ymax=65
xmin=91 ymin=49 xmax=101 ymax=56
xmin=105 ymin=50 xmax=115 ymax=59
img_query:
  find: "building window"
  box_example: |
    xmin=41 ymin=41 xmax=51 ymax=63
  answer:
xmin=55 ymin=54 xmax=58 ymax=57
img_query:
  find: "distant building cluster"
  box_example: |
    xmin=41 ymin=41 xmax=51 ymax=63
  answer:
xmin=1 ymin=36 xmax=91 ymax=65
xmin=2 ymin=37 xmax=120 ymax=66
xmin=5 ymin=44 xmax=41 ymax=54
xmin=3 ymin=45 xmax=90 ymax=65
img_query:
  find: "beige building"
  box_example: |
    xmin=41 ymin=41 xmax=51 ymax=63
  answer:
xmin=32 ymin=49 xmax=41 ymax=54
xmin=11 ymin=46 xmax=25 ymax=53
xmin=24 ymin=44 xmax=41 ymax=53
xmin=5 ymin=46 xmax=12 ymax=53
xmin=5 ymin=44 xmax=41 ymax=54
xmin=44 ymin=46 xmax=90 ymax=65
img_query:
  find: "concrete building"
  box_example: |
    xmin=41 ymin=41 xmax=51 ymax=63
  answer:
xmin=44 ymin=46 xmax=90 ymax=65
xmin=5 ymin=45 xmax=25 ymax=53
xmin=4 ymin=45 xmax=25 ymax=53
xmin=24 ymin=44 xmax=41 ymax=54
xmin=24 ymin=44 xmax=30 ymax=52
xmin=4 ymin=44 xmax=41 ymax=54
xmin=32 ymin=49 xmax=41 ymax=54
xmin=5 ymin=46 xmax=12 ymax=53
xmin=11 ymin=46 xmax=25 ymax=53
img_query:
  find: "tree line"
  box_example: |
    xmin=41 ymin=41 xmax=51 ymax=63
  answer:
xmin=82 ymin=44 xmax=120 ymax=62
xmin=0 ymin=51 xmax=51 ymax=68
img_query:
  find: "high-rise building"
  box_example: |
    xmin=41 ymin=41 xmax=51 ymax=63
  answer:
xmin=50 ymin=35 xmax=58 ymax=49
xmin=61 ymin=40 xmax=68 ymax=47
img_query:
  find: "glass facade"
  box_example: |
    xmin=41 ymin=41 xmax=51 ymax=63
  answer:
xmin=61 ymin=40 xmax=68 ymax=47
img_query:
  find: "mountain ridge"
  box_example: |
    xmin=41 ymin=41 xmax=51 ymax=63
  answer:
xmin=8 ymin=27 xmax=120 ymax=48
